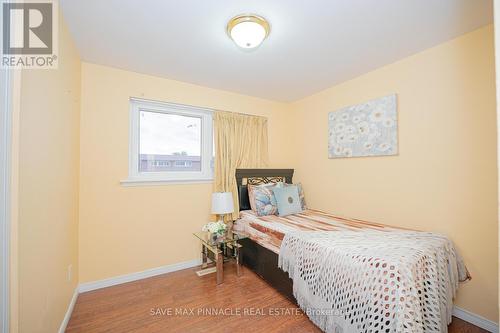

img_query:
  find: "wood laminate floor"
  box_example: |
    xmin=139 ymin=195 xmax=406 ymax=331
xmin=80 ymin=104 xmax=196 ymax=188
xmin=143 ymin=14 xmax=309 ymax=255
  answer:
xmin=67 ymin=263 xmax=488 ymax=333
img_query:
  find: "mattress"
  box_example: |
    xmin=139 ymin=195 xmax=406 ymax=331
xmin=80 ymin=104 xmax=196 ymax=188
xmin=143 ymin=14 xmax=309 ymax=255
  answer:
xmin=233 ymin=209 xmax=402 ymax=254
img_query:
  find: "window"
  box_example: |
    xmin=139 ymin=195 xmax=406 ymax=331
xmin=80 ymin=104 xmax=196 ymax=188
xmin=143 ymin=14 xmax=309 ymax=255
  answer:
xmin=125 ymin=98 xmax=213 ymax=184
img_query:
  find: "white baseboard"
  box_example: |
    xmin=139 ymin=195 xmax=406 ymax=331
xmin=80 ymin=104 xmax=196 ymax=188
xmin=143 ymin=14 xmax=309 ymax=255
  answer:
xmin=78 ymin=259 xmax=201 ymax=293
xmin=453 ymin=306 xmax=499 ymax=332
xmin=58 ymin=259 xmax=201 ymax=332
xmin=58 ymin=287 xmax=79 ymax=333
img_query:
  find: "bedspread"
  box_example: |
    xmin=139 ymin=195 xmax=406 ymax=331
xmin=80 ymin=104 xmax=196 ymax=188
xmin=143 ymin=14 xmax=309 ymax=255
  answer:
xmin=278 ymin=230 xmax=469 ymax=333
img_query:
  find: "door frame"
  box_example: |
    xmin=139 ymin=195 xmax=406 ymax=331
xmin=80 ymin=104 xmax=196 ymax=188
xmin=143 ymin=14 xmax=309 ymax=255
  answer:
xmin=0 ymin=66 xmax=13 ymax=333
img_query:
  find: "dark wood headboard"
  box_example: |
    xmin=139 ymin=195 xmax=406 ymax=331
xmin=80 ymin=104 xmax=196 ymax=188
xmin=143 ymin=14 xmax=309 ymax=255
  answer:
xmin=235 ymin=169 xmax=294 ymax=211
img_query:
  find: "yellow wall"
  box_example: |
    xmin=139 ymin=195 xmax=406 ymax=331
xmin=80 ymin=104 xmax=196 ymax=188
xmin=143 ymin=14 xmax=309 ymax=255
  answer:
xmin=290 ymin=25 xmax=498 ymax=321
xmin=78 ymin=63 xmax=292 ymax=283
xmin=15 ymin=12 xmax=81 ymax=333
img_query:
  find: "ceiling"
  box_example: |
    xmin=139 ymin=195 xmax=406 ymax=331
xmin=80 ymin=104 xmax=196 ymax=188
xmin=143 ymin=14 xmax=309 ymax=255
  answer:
xmin=60 ymin=0 xmax=493 ymax=102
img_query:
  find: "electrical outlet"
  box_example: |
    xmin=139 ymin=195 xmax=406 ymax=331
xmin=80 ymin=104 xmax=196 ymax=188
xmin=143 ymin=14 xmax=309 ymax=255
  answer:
xmin=67 ymin=264 xmax=72 ymax=282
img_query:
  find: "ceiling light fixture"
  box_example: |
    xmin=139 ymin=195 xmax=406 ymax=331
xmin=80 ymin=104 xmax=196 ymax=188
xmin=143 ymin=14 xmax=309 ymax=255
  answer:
xmin=227 ymin=14 xmax=270 ymax=49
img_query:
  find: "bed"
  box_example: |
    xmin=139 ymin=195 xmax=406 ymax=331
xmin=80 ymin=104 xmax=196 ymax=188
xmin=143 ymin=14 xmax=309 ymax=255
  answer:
xmin=233 ymin=168 xmax=469 ymax=333
xmin=234 ymin=168 xmax=403 ymax=300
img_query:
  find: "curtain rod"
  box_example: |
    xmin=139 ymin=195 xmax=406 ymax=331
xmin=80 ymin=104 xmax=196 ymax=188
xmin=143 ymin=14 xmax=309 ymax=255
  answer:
xmin=129 ymin=97 xmax=267 ymax=119
xmin=214 ymin=109 xmax=268 ymax=119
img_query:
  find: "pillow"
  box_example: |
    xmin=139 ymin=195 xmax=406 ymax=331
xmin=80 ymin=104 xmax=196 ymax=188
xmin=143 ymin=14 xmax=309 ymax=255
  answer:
xmin=248 ymin=183 xmax=280 ymax=216
xmin=282 ymin=183 xmax=307 ymax=210
xmin=272 ymin=185 xmax=303 ymax=217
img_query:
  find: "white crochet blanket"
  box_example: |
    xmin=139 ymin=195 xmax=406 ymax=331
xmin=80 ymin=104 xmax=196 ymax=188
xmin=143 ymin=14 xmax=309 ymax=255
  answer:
xmin=278 ymin=230 xmax=469 ymax=333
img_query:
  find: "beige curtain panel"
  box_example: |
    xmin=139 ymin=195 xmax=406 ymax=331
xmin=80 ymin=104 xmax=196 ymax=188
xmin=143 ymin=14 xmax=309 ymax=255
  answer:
xmin=213 ymin=111 xmax=269 ymax=220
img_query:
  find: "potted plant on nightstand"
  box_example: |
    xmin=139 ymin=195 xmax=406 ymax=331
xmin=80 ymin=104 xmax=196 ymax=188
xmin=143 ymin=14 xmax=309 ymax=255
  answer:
xmin=202 ymin=221 xmax=227 ymax=244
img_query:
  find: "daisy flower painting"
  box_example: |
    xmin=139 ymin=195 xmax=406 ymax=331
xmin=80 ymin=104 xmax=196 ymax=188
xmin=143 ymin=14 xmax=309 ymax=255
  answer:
xmin=328 ymin=94 xmax=398 ymax=158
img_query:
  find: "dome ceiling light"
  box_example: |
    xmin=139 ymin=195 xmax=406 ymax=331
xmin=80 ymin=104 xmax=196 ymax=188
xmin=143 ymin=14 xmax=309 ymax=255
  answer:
xmin=227 ymin=14 xmax=270 ymax=49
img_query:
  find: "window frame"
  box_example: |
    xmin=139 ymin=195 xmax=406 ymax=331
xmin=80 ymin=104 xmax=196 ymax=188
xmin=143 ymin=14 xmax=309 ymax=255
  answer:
xmin=124 ymin=98 xmax=213 ymax=185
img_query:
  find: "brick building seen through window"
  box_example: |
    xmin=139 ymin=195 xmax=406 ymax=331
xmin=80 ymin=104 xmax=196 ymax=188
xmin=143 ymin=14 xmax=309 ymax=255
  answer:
xmin=139 ymin=153 xmax=201 ymax=172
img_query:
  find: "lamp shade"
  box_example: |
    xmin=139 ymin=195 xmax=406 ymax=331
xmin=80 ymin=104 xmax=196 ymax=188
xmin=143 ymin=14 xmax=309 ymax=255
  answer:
xmin=211 ymin=192 xmax=234 ymax=214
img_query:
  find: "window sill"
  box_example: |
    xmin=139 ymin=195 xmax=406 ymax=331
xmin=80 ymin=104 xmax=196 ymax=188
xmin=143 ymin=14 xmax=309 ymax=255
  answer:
xmin=120 ymin=178 xmax=213 ymax=187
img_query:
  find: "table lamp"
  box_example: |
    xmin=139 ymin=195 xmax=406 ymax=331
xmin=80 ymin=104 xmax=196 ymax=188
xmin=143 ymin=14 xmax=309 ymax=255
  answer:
xmin=211 ymin=192 xmax=234 ymax=223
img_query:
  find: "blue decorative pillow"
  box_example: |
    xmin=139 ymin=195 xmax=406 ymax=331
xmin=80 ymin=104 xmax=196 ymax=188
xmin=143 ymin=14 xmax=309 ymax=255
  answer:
xmin=248 ymin=183 xmax=280 ymax=216
xmin=272 ymin=185 xmax=303 ymax=217
xmin=282 ymin=183 xmax=307 ymax=210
